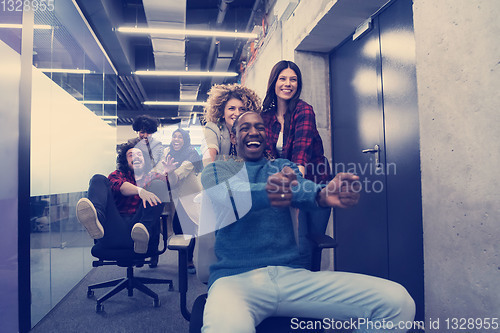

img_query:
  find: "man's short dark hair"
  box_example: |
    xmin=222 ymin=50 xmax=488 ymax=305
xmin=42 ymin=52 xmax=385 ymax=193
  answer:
xmin=132 ymin=115 xmax=159 ymax=134
xmin=116 ymin=142 xmax=137 ymax=173
xmin=231 ymin=111 xmax=260 ymax=136
xmin=231 ymin=111 xmax=272 ymax=160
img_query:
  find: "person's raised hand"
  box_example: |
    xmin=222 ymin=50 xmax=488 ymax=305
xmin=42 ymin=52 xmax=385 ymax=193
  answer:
xmin=161 ymin=155 xmax=178 ymax=175
xmin=138 ymin=188 xmax=162 ymax=208
xmin=266 ymin=166 xmax=298 ymax=207
xmin=319 ymin=173 xmax=361 ymax=208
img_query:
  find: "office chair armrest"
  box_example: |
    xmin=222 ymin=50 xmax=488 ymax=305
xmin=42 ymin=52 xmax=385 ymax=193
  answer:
xmin=167 ymin=235 xmax=195 ymax=321
xmin=168 ymin=234 xmax=194 ymax=251
xmin=307 ymin=233 xmax=337 ymax=249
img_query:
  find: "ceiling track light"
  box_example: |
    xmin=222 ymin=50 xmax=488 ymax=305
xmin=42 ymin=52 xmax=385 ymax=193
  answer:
xmin=143 ymin=101 xmax=207 ymax=106
xmin=134 ymin=70 xmax=238 ymax=77
xmin=0 ymin=23 xmax=52 ymax=30
xmin=116 ymin=26 xmax=257 ymax=39
xmin=37 ymin=68 xmax=93 ymax=74
xmin=81 ymin=101 xmax=117 ymax=105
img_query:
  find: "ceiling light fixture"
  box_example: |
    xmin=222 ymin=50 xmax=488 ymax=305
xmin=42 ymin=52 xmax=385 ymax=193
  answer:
xmin=143 ymin=101 xmax=206 ymax=106
xmin=134 ymin=70 xmax=237 ymax=77
xmin=117 ymin=26 xmax=257 ymax=39
xmin=38 ymin=68 xmax=93 ymax=74
xmin=0 ymin=23 xmax=53 ymax=30
xmin=81 ymin=101 xmax=117 ymax=105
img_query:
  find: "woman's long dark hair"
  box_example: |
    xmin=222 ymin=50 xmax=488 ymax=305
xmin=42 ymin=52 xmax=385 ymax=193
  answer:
xmin=262 ymin=60 xmax=303 ymax=114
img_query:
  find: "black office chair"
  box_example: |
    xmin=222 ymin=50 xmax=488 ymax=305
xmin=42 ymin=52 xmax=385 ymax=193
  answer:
xmin=87 ymin=212 xmax=174 ymax=313
xmin=168 ymin=233 xmax=337 ymax=333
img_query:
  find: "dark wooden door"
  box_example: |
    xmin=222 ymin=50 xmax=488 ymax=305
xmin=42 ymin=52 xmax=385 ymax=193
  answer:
xmin=330 ymin=0 xmax=424 ymax=320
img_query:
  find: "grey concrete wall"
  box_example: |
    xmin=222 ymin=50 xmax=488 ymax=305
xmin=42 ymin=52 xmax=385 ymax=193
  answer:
xmin=413 ymin=0 xmax=500 ymax=323
xmin=293 ymin=51 xmax=331 ymax=159
xmin=243 ymin=21 xmax=283 ymax=98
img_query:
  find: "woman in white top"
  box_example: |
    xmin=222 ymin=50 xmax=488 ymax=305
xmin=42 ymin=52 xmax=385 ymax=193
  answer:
xmin=202 ymin=84 xmax=262 ymax=165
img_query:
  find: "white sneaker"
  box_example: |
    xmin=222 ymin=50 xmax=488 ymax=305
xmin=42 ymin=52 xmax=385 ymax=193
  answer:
xmin=131 ymin=223 xmax=149 ymax=254
xmin=76 ymin=198 xmax=104 ymax=239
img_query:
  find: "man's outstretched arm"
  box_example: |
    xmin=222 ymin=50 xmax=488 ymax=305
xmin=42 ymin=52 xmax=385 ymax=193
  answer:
xmin=266 ymin=167 xmax=360 ymax=209
xmin=119 ymin=182 xmax=162 ymax=208
xmin=317 ymin=173 xmax=360 ymax=209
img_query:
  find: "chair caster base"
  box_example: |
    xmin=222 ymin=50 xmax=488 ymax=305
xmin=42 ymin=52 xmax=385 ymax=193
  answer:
xmin=96 ymin=303 xmax=104 ymax=313
xmin=87 ymin=290 xmax=94 ymax=298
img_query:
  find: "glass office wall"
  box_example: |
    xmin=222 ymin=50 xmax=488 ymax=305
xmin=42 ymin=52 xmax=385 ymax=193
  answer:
xmin=0 ymin=2 xmax=117 ymax=329
xmin=0 ymin=8 xmax=23 ymax=333
xmin=27 ymin=1 xmax=117 ymax=327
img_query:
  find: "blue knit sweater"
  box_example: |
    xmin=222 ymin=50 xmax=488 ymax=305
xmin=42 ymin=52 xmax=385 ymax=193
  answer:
xmin=201 ymin=158 xmax=323 ymax=287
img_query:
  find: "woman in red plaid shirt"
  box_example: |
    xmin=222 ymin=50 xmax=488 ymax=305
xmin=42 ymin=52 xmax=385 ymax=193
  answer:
xmin=261 ymin=60 xmax=333 ymax=268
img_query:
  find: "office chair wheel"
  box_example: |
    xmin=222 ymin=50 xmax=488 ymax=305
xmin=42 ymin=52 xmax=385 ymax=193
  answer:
xmin=153 ymin=299 xmax=161 ymax=308
xmin=87 ymin=290 xmax=94 ymax=298
xmin=96 ymin=303 xmax=104 ymax=313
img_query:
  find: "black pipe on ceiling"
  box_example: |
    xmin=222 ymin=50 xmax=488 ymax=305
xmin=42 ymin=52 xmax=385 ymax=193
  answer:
xmin=230 ymin=0 xmax=262 ymax=73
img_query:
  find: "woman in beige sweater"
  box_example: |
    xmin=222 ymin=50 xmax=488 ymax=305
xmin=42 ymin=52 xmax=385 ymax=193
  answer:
xmin=162 ymin=128 xmax=203 ymax=273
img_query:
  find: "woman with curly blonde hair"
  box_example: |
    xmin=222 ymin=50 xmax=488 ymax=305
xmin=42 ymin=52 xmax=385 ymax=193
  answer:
xmin=202 ymin=83 xmax=261 ymax=164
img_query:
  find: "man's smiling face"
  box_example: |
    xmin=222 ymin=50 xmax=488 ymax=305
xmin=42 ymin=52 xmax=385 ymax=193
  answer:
xmin=231 ymin=112 xmax=266 ymax=162
xmin=126 ymin=148 xmax=145 ymax=173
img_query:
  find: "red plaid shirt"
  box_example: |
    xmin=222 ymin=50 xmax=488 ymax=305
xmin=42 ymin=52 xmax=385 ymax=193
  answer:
xmin=108 ymin=169 xmax=165 ymax=215
xmin=261 ymin=100 xmax=332 ymax=184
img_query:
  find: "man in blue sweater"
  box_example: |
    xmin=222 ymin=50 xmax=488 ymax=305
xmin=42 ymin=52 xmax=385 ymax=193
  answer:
xmin=200 ymin=111 xmax=415 ymax=333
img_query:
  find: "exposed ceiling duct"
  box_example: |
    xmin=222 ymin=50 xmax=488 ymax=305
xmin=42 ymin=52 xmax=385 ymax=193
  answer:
xmin=143 ymin=0 xmax=186 ymax=71
xmin=76 ymin=0 xmax=261 ymax=125
xmin=205 ymin=0 xmax=261 ymax=88
xmin=229 ymin=0 xmax=262 ymax=73
xmin=142 ymin=0 xmax=196 ymax=116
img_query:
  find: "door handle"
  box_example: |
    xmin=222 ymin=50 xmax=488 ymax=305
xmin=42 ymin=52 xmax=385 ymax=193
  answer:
xmin=362 ymin=144 xmax=381 ymax=168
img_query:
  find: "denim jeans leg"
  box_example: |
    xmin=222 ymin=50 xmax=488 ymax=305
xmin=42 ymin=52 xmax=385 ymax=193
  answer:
xmin=132 ymin=178 xmax=169 ymax=251
xmin=202 ymin=268 xmax=279 ymax=333
xmin=273 ymin=267 xmax=416 ymax=333
xmin=87 ymin=174 xmax=132 ymax=248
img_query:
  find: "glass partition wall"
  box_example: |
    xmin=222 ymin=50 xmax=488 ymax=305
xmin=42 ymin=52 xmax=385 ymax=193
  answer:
xmin=0 ymin=7 xmax=23 ymax=333
xmin=0 ymin=1 xmax=117 ymax=328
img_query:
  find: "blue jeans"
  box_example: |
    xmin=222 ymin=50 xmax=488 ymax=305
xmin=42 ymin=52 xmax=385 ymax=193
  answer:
xmin=202 ymin=266 xmax=415 ymax=333
xmin=87 ymin=174 xmax=166 ymax=251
